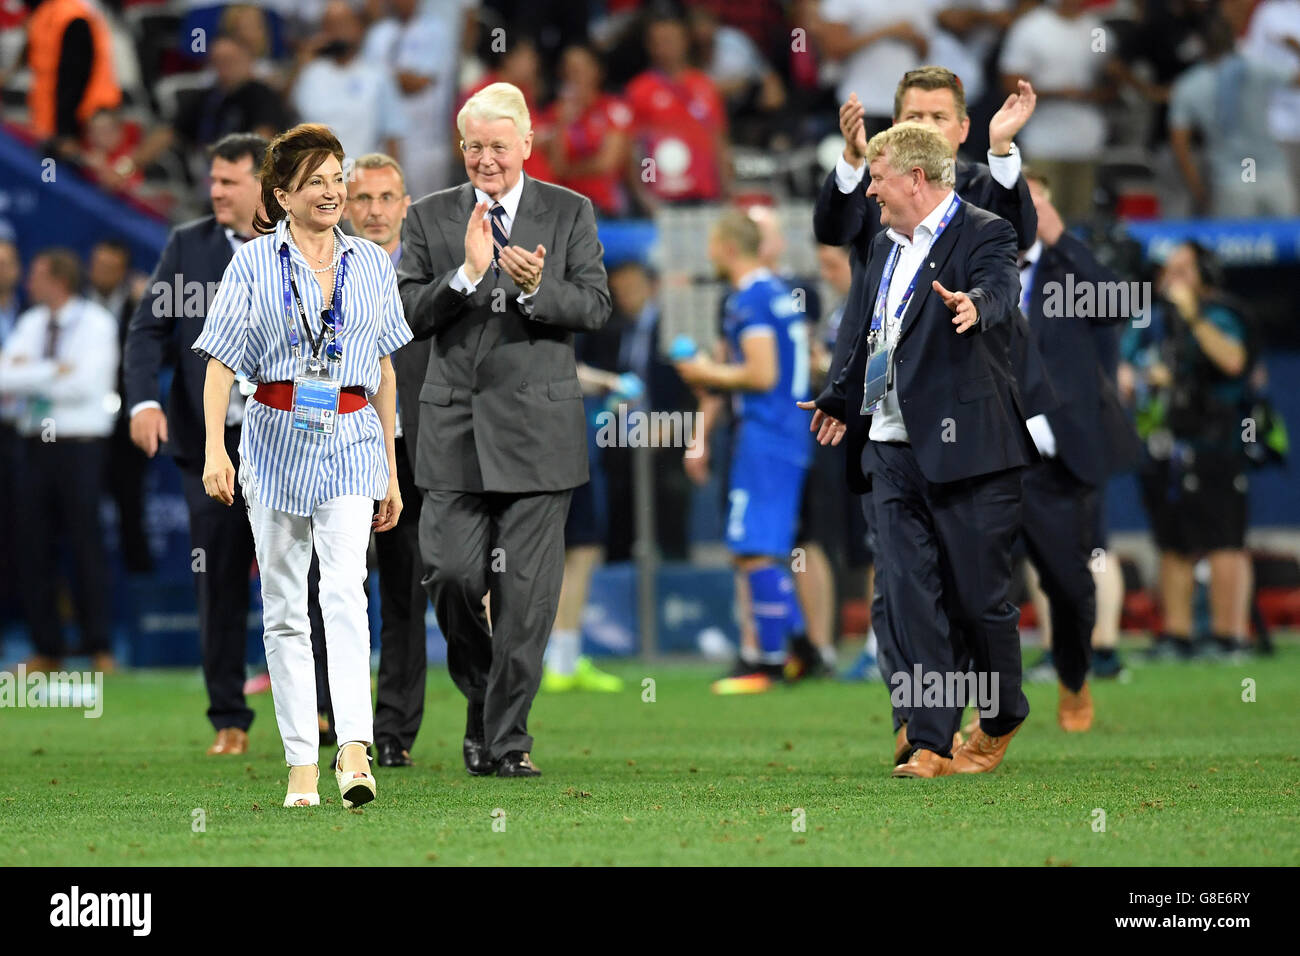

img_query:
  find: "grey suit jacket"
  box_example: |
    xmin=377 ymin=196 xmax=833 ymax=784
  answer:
xmin=397 ymin=175 xmax=611 ymax=493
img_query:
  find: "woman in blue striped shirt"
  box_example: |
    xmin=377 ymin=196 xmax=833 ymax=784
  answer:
xmin=194 ymin=124 xmax=412 ymax=810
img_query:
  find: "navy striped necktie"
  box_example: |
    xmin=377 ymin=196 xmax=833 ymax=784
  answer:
xmin=43 ymin=314 xmax=60 ymax=359
xmin=489 ymin=203 xmax=508 ymax=275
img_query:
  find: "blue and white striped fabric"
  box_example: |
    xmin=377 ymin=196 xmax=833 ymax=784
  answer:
xmin=192 ymin=218 xmax=413 ymax=517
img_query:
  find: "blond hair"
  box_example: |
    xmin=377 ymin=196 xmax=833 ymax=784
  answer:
xmin=457 ymin=82 xmax=532 ymax=140
xmin=712 ymin=207 xmax=762 ymax=257
xmin=864 ymin=122 xmax=955 ymax=189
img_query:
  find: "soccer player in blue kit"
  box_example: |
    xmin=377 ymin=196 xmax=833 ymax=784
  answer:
xmin=675 ymin=208 xmax=813 ymax=694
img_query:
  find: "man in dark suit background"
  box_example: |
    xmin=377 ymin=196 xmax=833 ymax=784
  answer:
xmin=600 ymin=261 xmax=694 ymax=564
xmin=398 ymin=82 xmax=611 ymax=778
xmin=346 ymin=152 xmax=431 ymax=769
xmin=124 ymin=133 xmax=334 ymax=756
xmin=1015 ymin=168 xmax=1138 ymax=731
xmin=802 ymin=122 xmax=1035 ymax=779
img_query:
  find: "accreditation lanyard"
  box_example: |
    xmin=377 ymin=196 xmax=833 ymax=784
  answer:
xmin=863 ymin=193 xmax=962 ymax=414
xmin=279 ymin=242 xmax=349 ymax=434
xmin=278 ymin=241 xmax=349 ymax=362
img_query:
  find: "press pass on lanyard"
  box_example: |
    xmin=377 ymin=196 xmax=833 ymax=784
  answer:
xmin=861 ymin=194 xmax=963 ymax=415
xmin=279 ymin=243 xmax=347 ymax=435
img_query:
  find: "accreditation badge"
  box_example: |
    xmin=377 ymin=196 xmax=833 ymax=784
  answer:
xmin=862 ymin=332 xmax=891 ymax=416
xmin=291 ymin=354 xmax=341 ymax=435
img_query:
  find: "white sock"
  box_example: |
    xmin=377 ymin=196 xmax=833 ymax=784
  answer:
xmin=819 ymin=644 xmax=838 ymax=667
xmin=740 ymin=644 xmax=760 ymax=667
xmin=865 ymin=629 xmax=878 ymax=657
xmin=547 ymin=629 xmax=581 ymax=675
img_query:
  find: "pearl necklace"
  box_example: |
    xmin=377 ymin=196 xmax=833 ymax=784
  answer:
xmin=289 ymin=228 xmax=340 ymax=273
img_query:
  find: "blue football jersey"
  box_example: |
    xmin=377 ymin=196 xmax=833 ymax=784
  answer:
xmin=721 ymin=271 xmax=813 ymax=466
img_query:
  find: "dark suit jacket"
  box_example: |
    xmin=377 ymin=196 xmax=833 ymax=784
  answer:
xmin=1024 ymin=233 xmax=1139 ymax=485
xmin=397 ymin=175 xmax=611 ymax=493
xmin=814 ymin=201 xmax=1037 ymax=493
xmin=104 ymin=288 xmax=138 ymax=413
xmin=814 ymin=157 xmax=1038 ymax=421
xmin=387 ymin=243 xmax=432 ymax=460
xmin=814 ymin=155 xmax=1037 ymax=258
xmin=123 ymin=216 xmax=234 ymax=472
xmin=1009 ymin=310 xmax=1061 ymax=420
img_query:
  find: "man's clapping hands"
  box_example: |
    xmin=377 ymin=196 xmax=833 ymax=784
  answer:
xmin=463 ymin=200 xmax=546 ymax=295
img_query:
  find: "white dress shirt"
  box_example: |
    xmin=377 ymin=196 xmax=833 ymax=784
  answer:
xmin=834 ymin=147 xmax=1022 ymax=197
xmin=868 ymin=190 xmax=957 ymax=443
xmin=0 ymin=297 xmax=118 ymax=438
xmin=450 ymin=173 xmax=540 ymax=312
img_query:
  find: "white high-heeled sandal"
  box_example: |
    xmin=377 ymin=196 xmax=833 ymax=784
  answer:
xmin=335 ymin=742 xmax=376 ymax=809
xmin=284 ymin=765 xmax=320 ymax=808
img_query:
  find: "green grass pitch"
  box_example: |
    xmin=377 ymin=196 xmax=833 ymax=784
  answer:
xmin=2 ymin=642 xmax=1297 ymax=866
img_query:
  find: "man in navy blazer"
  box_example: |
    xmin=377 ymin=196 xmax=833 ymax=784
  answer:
xmin=815 ymin=68 xmax=1039 ymax=391
xmin=803 ymin=123 xmax=1035 ymax=779
xmin=123 ymin=134 xmax=333 ymax=756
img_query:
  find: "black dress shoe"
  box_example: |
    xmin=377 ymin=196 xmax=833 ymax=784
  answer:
xmin=377 ymin=740 xmax=412 ymax=767
xmin=318 ymin=713 xmax=337 ymax=748
xmin=463 ymin=738 xmax=497 ymax=776
xmin=496 ymin=750 xmax=541 ymax=778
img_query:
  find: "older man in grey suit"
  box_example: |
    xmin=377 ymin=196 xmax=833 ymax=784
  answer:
xmin=398 ymin=82 xmax=611 ymax=778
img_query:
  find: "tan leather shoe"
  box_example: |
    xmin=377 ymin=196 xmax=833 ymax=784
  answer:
xmin=207 ymin=728 xmax=249 ymax=755
xmin=895 ymin=723 xmax=963 ymax=765
xmin=951 ymin=722 xmax=1022 ymax=774
xmin=892 ymin=749 xmax=954 ymax=778
xmin=23 ymin=654 xmax=63 ymax=673
xmin=1058 ymin=682 xmax=1093 ymax=732
xmin=894 ymin=723 xmax=912 ymax=766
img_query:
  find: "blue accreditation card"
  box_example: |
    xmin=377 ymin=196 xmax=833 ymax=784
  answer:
xmin=862 ymin=340 xmax=890 ymax=415
xmin=292 ymin=357 xmax=340 ymax=435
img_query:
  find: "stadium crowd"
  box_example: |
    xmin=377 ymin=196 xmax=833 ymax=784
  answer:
xmin=0 ymin=1 xmax=1295 ymax=782
xmin=8 ymin=0 xmax=1300 ymax=219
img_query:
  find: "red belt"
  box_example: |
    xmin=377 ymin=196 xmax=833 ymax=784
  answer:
xmin=254 ymin=381 xmax=368 ymax=413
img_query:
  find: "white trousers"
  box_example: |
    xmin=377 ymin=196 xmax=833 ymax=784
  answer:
xmin=245 ymin=490 xmax=375 ymax=766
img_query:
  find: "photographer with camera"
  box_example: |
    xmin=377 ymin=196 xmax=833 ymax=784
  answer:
xmin=1120 ymin=242 xmax=1255 ymax=660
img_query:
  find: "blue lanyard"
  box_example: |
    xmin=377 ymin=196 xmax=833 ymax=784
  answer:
xmin=278 ymin=240 xmax=349 ymax=360
xmin=871 ymin=194 xmax=963 ymax=334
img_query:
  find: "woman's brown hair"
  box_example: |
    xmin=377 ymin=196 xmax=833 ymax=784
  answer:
xmin=253 ymin=123 xmax=345 ymax=235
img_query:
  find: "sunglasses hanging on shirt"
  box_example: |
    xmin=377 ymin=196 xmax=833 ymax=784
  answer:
xmin=285 ymin=268 xmax=345 ymax=367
